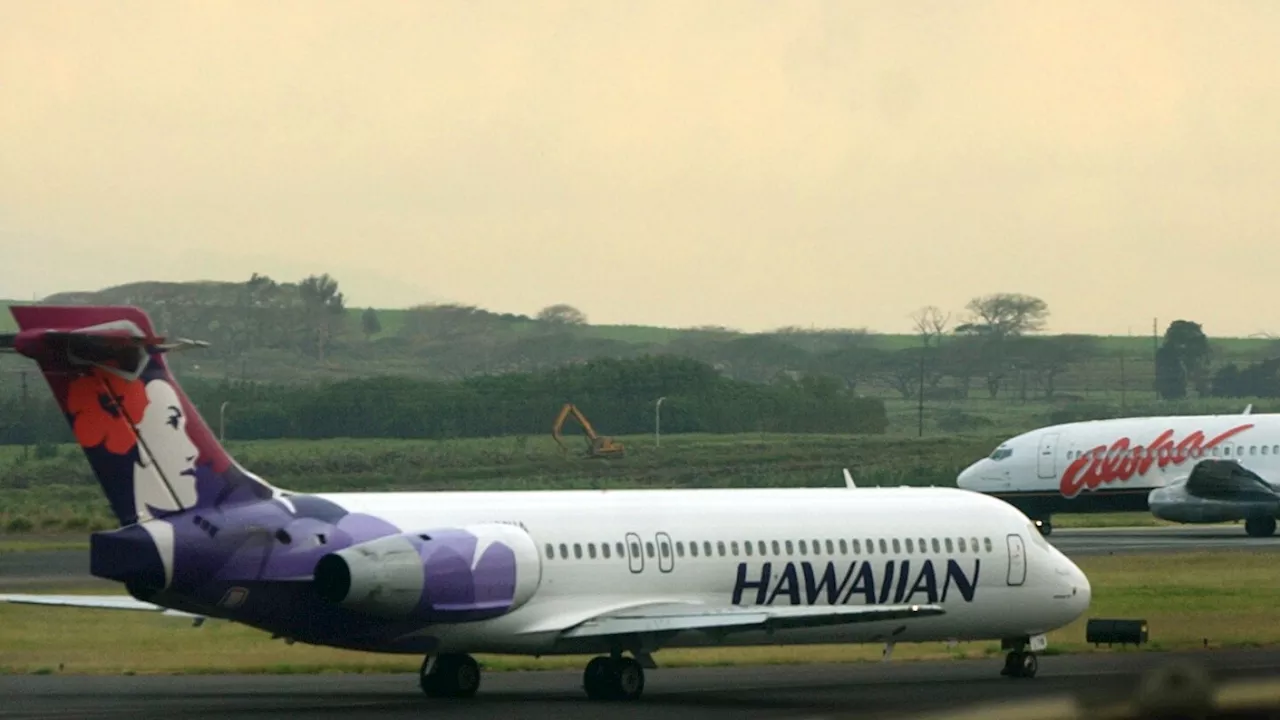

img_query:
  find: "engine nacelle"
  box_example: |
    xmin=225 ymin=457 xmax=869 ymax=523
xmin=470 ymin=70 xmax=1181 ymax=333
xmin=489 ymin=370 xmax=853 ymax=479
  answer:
xmin=313 ymin=523 xmax=542 ymax=623
xmin=1148 ymin=462 xmax=1280 ymax=524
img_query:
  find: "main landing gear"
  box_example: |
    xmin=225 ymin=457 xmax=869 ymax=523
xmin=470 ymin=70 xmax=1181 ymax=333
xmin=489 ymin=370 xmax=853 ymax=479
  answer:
xmin=417 ymin=651 xmax=651 ymax=701
xmin=419 ymin=654 xmax=481 ymax=698
xmin=1245 ymin=517 xmax=1276 ymax=537
xmin=583 ymin=654 xmax=646 ymax=701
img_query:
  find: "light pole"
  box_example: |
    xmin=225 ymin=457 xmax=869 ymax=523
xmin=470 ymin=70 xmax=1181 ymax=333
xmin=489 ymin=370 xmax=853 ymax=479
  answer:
xmin=219 ymin=401 xmax=230 ymax=443
xmin=655 ymin=397 xmax=666 ymax=447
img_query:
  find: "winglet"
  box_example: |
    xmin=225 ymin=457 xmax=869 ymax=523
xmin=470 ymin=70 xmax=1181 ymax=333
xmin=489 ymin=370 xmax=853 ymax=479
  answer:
xmin=1244 ymin=404 xmax=1254 ymax=415
xmin=843 ymin=468 xmax=856 ymax=489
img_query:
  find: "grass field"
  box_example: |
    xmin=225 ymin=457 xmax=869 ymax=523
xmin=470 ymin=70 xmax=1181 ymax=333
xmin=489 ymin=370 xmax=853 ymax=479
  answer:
xmin=0 ymin=550 xmax=1266 ymax=675
xmin=0 ymin=424 xmax=1251 ymax=535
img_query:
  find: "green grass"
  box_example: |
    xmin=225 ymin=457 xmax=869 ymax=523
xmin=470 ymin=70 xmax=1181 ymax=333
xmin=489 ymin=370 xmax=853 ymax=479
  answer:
xmin=0 ymin=429 xmax=1251 ymax=534
xmin=0 ymin=550 xmax=1268 ymax=675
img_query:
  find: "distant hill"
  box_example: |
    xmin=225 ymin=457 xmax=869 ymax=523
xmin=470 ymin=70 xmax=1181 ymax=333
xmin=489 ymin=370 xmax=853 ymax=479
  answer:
xmin=1 ymin=279 xmax=1275 ymax=403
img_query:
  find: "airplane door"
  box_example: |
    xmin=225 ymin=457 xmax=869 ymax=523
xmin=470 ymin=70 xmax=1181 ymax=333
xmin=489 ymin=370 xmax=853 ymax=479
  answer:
xmin=625 ymin=532 xmax=644 ymax=574
xmin=656 ymin=532 xmax=674 ymax=573
xmin=1037 ymin=432 xmax=1060 ymax=479
xmin=1006 ymin=534 xmax=1026 ymax=586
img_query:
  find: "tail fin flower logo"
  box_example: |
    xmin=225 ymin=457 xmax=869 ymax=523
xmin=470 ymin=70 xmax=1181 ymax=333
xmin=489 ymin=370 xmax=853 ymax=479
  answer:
xmin=66 ymin=370 xmax=145 ymax=455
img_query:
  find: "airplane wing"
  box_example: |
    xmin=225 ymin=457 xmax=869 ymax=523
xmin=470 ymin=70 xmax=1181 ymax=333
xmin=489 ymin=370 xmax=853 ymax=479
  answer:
xmin=559 ymin=601 xmax=943 ymax=640
xmin=0 ymin=593 xmax=202 ymax=619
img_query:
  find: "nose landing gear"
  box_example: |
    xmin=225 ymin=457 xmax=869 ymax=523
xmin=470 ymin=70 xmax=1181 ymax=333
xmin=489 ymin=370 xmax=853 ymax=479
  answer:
xmin=1000 ymin=650 xmax=1039 ymax=678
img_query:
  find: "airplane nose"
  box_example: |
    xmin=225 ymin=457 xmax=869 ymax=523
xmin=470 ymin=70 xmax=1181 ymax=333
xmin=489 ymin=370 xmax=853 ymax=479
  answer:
xmin=1068 ymin=560 xmax=1092 ymax=617
xmin=956 ymin=461 xmax=981 ymax=489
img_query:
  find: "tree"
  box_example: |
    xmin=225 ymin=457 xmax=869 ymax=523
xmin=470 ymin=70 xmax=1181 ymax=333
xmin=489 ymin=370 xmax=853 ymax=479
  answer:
xmin=360 ymin=307 xmax=382 ymax=341
xmin=537 ymin=304 xmax=587 ymax=325
xmin=909 ymin=306 xmax=951 ymax=347
xmin=1154 ymin=320 xmax=1211 ymax=399
xmin=958 ymin=293 xmax=1049 ymax=337
xmin=298 ymin=273 xmax=346 ymax=362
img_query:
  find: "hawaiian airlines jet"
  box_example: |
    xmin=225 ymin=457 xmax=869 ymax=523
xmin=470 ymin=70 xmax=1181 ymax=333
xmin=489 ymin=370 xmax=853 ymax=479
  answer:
xmin=0 ymin=306 xmax=1091 ymax=700
xmin=956 ymin=410 xmax=1280 ymax=538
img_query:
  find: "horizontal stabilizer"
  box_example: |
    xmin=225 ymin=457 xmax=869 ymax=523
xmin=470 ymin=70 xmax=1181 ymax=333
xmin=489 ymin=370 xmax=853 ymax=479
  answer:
xmin=0 ymin=593 xmax=201 ymax=619
xmin=561 ymin=601 xmax=943 ymax=639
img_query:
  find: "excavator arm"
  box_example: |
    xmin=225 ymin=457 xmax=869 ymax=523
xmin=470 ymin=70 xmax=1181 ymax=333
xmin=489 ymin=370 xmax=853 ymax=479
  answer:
xmin=551 ymin=403 xmax=625 ymax=459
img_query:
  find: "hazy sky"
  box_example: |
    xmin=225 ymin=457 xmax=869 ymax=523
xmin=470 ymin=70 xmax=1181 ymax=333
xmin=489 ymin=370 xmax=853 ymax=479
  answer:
xmin=3 ymin=1 xmax=1279 ymax=336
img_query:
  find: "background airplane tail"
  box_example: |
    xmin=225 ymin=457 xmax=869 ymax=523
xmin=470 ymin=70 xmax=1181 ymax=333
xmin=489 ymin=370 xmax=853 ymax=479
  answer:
xmin=6 ymin=305 xmax=280 ymax=527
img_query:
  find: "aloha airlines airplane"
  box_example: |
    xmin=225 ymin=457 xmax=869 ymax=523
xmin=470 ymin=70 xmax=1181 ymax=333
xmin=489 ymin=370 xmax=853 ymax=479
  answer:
xmin=0 ymin=306 xmax=1091 ymax=701
xmin=957 ymin=409 xmax=1280 ymax=538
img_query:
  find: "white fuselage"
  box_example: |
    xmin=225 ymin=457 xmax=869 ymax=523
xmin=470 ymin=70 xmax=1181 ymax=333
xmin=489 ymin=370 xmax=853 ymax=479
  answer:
xmin=318 ymin=486 xmax=1091 ymax=655
xmin=956 ymin=412 xmax=1280 ymax=517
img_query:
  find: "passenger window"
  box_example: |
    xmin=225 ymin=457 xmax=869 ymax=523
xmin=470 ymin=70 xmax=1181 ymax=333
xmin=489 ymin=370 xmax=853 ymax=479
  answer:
xmin=730 ymin=541 xmax=739 ymax=556
xmin=1251 ymin=446 xmax=1257 ymax=455
xmin=645 ymin=542 xmax=655 ymax=558
xmin=676 ymin=541 xmax=684 ymax=557
xmin=1274 ymin=445 xmax=1279 ymax=454
xmin=984 ymin=537 xmax=993 ymax=552
xmin=561 ymin=544 xmax=570 ymax=559
xmin=660 ymin=542 xmax=670 ymax=558
xmin=839 ymin=539 xmax=848 ymax=554
xmin=825 ymin=539 xmax=835 ymax=555
xmin=971 ymin=537 xmax=979 ymax=553
xmin=744 ymin=541 xmax=753 ymax=556
xmin=704 ymin=541 xmax=712 ymax=556
xmin=931 ymin=538 xmax=941 ymax=553
xmin=690 ymin=542 xmax=699 ymax=557
xmin=616 ymin=542 xmax=625 ymax=557
xmin=799 ymin=540 xmax=808 ymax=555
xmin=785 ymin=540 xmax=794 ymax=555
xmin=891 ymin=538 xmax=901 ymax=554
xmin=758 ymin=541 xmax=767 ymax=556
xmin=852 ymin=539 xmax=861 ymax=554
xmin=958 ymin=538 xmax=966 ymax=552
xmin=588 ymin=543 xmax=597 ymax=559
xmin=545 ymin=544 xmax=554 ymax=559
xmin=717 ymin=541 xmax=726 ymax=556
xmin=945 ymin=538 xmax=954 ymax=553
xmin=1264 ymin=446 xmax=1270 ymax=455
xmin=905 ymin=538 xmax=914 ymax=553
xmin=574 ymin=543 xmax=582 ymax=559
xmin=918 ymin=537 xmax=927 ymax=552
xmin=603 ymin=543 xmax=611 ymax=559
xmin=866 ymin=539 xmax=874 ymax=555
xmin=878 ymin=539 xmax=888 ymax=554
xmin=772 ymin=540 xmax=781 ymax=555
xmin=629 ymin=541 xmax=640 ymax=557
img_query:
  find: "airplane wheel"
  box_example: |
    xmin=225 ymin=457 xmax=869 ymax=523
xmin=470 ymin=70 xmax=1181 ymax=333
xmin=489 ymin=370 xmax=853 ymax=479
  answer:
xmin=420 ymin=653 xmax=481 ymax=698
xmin=1245 ymin=517 xmax=1276 ymax=538
xmin=583 ymin=656 xmax=645 ymax=701
xmin=583 ymin=656 xmax=613 ymax=700
xmin=1001 ymin=651 xmax=1037 ymax=678
xmin=1036 ymin=519 xmax=1053 ymax=537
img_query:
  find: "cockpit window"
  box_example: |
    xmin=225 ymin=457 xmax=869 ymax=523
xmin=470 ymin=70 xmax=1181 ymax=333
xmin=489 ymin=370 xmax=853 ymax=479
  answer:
xmin=989 ymin=447 xmax=1014 ymax=461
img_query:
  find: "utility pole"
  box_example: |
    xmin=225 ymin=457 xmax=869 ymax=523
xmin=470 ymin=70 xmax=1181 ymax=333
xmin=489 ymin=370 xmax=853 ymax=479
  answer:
xmin=917 ymin=348 xmax=925 ymax=438
xmin=1119 ymin=353 xmax=1127 ymax=412
xmin=654 ymin=397 xmax=666 ymax=447
xmin=19 ymin=369 xmax=29 ymax=460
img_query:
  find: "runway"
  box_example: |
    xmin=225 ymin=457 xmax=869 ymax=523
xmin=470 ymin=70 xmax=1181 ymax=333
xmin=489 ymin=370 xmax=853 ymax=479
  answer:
xmin=4 ymin=648 xmax=1280 ymax=720
xmin=2 ymin=525 xmax=1279 ymax=590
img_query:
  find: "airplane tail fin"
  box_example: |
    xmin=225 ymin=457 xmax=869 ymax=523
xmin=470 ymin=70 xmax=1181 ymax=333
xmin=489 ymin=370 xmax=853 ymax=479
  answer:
xmin=5 ymin=305 xmax=282 ymax=527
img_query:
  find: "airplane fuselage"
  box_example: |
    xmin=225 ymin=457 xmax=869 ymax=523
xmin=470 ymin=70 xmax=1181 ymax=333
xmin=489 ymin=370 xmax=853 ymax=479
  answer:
xmin=957 ymin=412 xmax=1280 ymax=524
xmin=124 ymin=486 xmax=1088 ymax=656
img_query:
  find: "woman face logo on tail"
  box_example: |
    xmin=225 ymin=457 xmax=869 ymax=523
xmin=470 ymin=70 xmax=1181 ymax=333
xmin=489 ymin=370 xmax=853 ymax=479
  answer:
xmin=132 ymin=378 xmax=200 ymax=518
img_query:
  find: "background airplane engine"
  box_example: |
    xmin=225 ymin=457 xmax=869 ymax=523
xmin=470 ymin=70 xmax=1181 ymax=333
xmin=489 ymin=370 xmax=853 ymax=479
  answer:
xmin=312 ymin=523 xmax=542 ymax=622
xmin=1147 ymin=460 xmax=1280 ymax=524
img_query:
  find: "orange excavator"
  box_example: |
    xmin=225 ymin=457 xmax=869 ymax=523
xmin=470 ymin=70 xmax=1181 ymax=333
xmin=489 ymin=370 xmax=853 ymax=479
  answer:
xmin=552 ymin=403 xmax=625 ymax=459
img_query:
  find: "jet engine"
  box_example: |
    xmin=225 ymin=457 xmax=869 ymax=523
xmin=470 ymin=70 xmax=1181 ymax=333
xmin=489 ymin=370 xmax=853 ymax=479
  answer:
xmin=312 ymin=522 xmax=542 ymax=623
xmin=1148 ymin=460 xmax=1279 ymax=535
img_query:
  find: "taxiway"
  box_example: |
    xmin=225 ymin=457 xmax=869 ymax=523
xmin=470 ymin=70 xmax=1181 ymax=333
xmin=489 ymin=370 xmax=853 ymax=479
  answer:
xmin=2 ymin=648 xmax=1279 ymax=720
